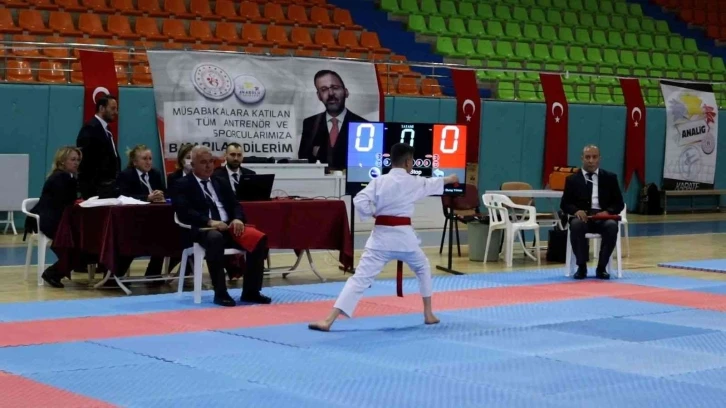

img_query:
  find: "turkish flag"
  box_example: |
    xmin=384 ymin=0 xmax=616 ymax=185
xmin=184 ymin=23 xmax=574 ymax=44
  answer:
xmin=451 ymin=69 xmax=481 ymax=163
xmin=79 ymin=50 xmax=119 ymax=143
xmin=620 ymin=78 xmax=646 ymax=190
xmin=540 ymin=73 xmax=569 ymax=187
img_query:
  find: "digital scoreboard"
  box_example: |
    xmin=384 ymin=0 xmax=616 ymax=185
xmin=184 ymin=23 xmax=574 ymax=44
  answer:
xmin=345 ymin=121 xmax=467 ymax=196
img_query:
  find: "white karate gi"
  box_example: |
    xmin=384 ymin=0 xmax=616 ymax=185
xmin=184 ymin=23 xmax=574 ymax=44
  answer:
xmin=334 ymin=168 xmax=445 ymax=317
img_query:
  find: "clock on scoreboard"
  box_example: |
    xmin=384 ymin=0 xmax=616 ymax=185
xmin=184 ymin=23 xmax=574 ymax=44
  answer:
xmin=345 ymin=121 xmax=467 ymax=196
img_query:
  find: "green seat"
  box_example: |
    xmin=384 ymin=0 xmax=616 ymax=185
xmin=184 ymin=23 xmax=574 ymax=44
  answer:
xmin=559 ymin=27 xmax=575 ymax=43
xmin=586 ymin=48 xmax=603 ymax=65
xmin=696 ymin=72 xmax=711 ymax=81
xmin=620 ymin=50 xmax=636 ymax=67
xmin=564 ymin=64 xmax=584 ymax=83
xmin=651 ymin=52 xmax=668 ymax=69
xmin=524 ymin=62 xmax=542 ymax=80
xmin=595 ymin=15 xmax=610 ymax=30
xmin=636 ymin=52 xmax=652 ymax=68
xmin=552 ymin=44 xmax=568 ymax=62
xmin=537 ymin=0 xmax=552 ymax=8
xmin=579 ymin=13 xmax=595 ymax=28
xmin=697 ymin=55 xmax=712 ymax=72
xmin=476 ymin=39 xmax=496 ymax=58
xmin=427 ymin=16 xmax=449 ymax=35
xmin=594 ymin=86 xmax=613 ymax=104
xmin=420 ymin=0 xmax=438 ymax=15
xmin=380 ymin=0 xmax=400 ymax=13
xmin=541 ymin=25 xmax=558 ymax=43
xmin=477 ymin=4 xmax=494 ymax=20
xmin=655 ymin=20 xmax=669 ymax=33
xmin=654 ymin=35 xmax=669 ymax=50
xmin=467 ymin=20 xmax=486 ymax=37
xmin=495 ymin=5 xmax=512 ymax=20
xmin=534 ymin=43 xmax=551 ymax=60
xmin=497 ymin=81 xmax=516 ymax=100
xmin=639 ymin=34 xmax=655 ymax=50
xmin=682 ymin=72 xmax=695 ymax=80
xmin=665 ymin=71 xmax=679 ymax=80
xmin=458 ymin=2 xmax=476 ymax=19
xmin=712 ymin=57 xmax=725 ymax=72
xmin=530 ymin=8 xmax=547 ymax=24
xmin=598 ymin=67 xmax=617 ymax=85
xmin=611 ymin=15 xmax=626 ymax=31
xmin=439 ymin=0 xmax=458 ymax=17
xmin=553 ymin=0 xmax=567 ymax=9
xmin=608 ymin=32 xmax=624 ymax=48
xmin=576 ymin=85 xmax=592 ymax=103
xmin=448 ymin=18 xmax=469 ymax=37
xmin=669 ymin=37 xmax=684 ymax=52
xmin=600 ymin=1 xmax=615 ymax=14
xmin=666 ymin=54 xmax=682 ymax=70
xmin=547 ymin=10 xmax=562 ymax=25
xmin=505 ymin=22 xmax=522 ymax=38
xmin=682 ymin=54 xmax=697 ymax=71
xmin=584 ymin=0 xmax=598 ymax=12
xmin=407 ymin=15 xmax=428 ymax=34
xmin=613 ymin=87 xmax=625 ymax=104
xmin=477 ymin=60 xmax=504 ymax=81
xmin=466 ymin=58 xmax=482 ymax=67
xmin=505 ymin=61 xmax=523 ymax=80
xmin=487 ymin=21 xmax=505 ymax=38
xmin=435 ymin=37 xmax=457 ymax=56
xmin=520 ymin=0 xmax=538 ymax=6
xmin=641 ymin=19 xmax=656 ymax=33
xmin=648 ymin=88 xmax=664 ymax=106
xmin=495 ymin=41 xmax=515 ymax=59
xmin=563 ymin=11 xmax=578 ymax=26
xmin=603 ymin=49 xmax=619 ymax=66
xmin=569 ymin=0 xmax=584 ymax=10
xmin=649 ymin=69 xmax=663 ymax=79
xmin=626 ymin=17 xmax=641 ymax=32
xmin=569 ymin=46 xmax=586 ymax=63
xmin=515 ymin=42 xmax=534 ymax=60
xmin=629 ymin=3 xmax=643 ymax=16
xmin=592 ymin=30 xmax=608 ymax=47
xmin=513 ymin=6 xmax=529 ymax=22
xmin=399 ymin=0 xmax=420 ymax=14
xmin=713 ymin=73 xmax=725 ymax=81
xmin=615 ymin=2 xmax=629 ymax=15
xmin=623 ymin=33 xmax=640 ymax=50
xmin=564 ymin=84 xmax=576 ymax=101
xmin=616 ymin=67 xmax=631 ymax=77
xmin=575 ymin=28 xmax=591 ymax=44
xmin=456 ymin=38 xmax=477 ymax=57
xmin=684 ymin=38 xmax=699 ymax=54
xmin=544 ymin=63 xmax=561 ymax=72
xmin=519 ymin=82 xmax=540 ymax=101
xmin=523 ymin=23 xmax=540 ymax=41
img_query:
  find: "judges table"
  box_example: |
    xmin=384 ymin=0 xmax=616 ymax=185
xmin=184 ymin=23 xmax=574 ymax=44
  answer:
xmin=243 ymin=163 xmax=344 ymax=199
xmin=52 ymin=200 xmax=354 ymax=294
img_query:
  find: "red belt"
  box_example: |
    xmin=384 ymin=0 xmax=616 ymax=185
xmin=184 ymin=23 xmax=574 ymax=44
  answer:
xmin=374 ymin=216 xmax=411 ymax=297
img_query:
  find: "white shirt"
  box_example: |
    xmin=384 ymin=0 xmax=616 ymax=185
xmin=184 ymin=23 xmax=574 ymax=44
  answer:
xmin=326 ymin=108 xmax=347 ymax=133
xmin=226 ymin=166 xmax=240 ymax=194
xmin=194 ymin=174 xmax=229 ymax=222
xmin=354 ymin=168 xmax=444 ymax=251
xmin=95 ymin=114 xmax=117 ymax=157
xmin=583 ymin=168 xmax=600 ymax=210
xmin=136 ymin=169 xmax=152 ymax=194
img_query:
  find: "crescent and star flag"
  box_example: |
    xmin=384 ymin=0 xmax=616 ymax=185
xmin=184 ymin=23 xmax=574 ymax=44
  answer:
xmin=451 ymin=69 xmax=481 ymax=163
xmin=540 ymin=73 xmax=569 ymax=187
xmin=79 ymin=50 xmax=119 ymax=143
xmin=620 ymin=78 xmax=646 ymax=190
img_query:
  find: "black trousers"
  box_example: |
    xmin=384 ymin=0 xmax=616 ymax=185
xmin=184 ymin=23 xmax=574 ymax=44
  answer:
xmin=194 ymin=229 xmax=267 ymax=296
xmin=115 ymin=256 xmax=183 ymax=277
xmin=569 ymin=216 xmax=618 ymax=270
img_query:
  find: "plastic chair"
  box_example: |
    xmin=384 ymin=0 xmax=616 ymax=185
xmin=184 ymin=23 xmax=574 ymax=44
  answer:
xmin=174 ymin=213 xmax=245 ymax=304
xmin=589 ymin=205 xmax=629 ymax=259
xmin=21 ymin=199 xmax=49 ymax=286
xmin=482 ymin=193 xmax=540 ymax=267
xmin=565 ymin=215 xmax=623 ymax=278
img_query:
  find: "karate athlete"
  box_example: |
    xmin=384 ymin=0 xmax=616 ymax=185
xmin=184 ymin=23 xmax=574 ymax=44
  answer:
xmin=309 ymin=143 xmax=460 ymax=331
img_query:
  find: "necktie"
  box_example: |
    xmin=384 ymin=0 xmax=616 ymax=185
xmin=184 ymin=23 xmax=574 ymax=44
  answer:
xmin=585 ymin=172 xmax=594 ymax=210
xmin=106 ymin=128 xmax=117 ymax=157
xmin=231 ymin=173 xmax=239 ymax=193
xmin=201 ymin=180 xmax=222 ymax=221
xmin=141 ymin=173 xmax=152 ymax=194
xmin=329 ymin=117 xmax=339 ymax=147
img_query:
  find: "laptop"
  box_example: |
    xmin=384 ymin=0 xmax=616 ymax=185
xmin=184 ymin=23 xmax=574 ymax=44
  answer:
xmin=236 ymin=174 xmax=275 ymax=202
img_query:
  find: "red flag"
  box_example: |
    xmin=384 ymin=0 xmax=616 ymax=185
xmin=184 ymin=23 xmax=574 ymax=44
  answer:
xmin=620 ymin=78 xmax=646 ymax=190
xmin=79 ymin=50 xmax=119 ymax=143
xmin=540 ymin=73 xmax=569 ymax=187
xmin=451 ymin=69 xmax=481 ymax=163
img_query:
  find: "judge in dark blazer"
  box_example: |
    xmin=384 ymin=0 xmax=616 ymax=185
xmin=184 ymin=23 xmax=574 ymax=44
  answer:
xmin=76 ymin=95 xmax=121 ymax=199
xmin=213 ymin=142 xmax=256 ymax=199
xmin=29 ymin=146 xmax=81 ymax=288
xmin=298 ymin=70 xmax=368 ymax=171
xmin=166 ymin=143 xmax=195 ymax=197
xmin=116 ymin=145 xmax=169 ymax=279
xmin=560 ymin=145 xmax=625 ymax=280
xmin=172 ymin=146 xmax=271 ymax=307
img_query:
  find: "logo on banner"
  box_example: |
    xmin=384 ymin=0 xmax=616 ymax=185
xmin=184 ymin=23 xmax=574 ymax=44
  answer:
xmin=192 ymin=63 xmax=234 ymax=100
xmin=631 ymin=107 xmax=642 ymax=127
xmin=678 ymin=145 xmax=702 ymax=178
xmin=234 ymin=75 xmax=266 ymax=104
xmin=552 ymin=102 xmax=564 ymax=123
xmin=462 ymin=99 xmax=476 ymax=122
xmin=667 ymin=93 xmax=716 ymax=156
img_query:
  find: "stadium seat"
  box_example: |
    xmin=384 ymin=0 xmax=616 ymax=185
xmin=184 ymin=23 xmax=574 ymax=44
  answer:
xmin=38 ymin=61 xmax=67 ymax=83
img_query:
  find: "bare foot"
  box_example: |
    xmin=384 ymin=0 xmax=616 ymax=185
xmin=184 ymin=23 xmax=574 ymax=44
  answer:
xmin=308 ymin=320 xmax=332 ymax=332
xmin=424 ymin=314 xmax=440 ymax=325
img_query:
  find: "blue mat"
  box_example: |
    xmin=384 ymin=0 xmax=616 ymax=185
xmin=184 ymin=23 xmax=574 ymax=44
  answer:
xmin=658 ymin=259 xmax=726 ymax=273
xmin=444 ymin=303 xmax=604 ymax=328
xmin=649 ymin=331 xmax=726 ymax=357
xmin=133 ymin=387 xmax=348 ymax=408
xmin=535 ymin=298 xmax=688 ymax=319
xmin=628 ymin=310 xmax=726 ymax=332
xmin=545 ymin=317 xmax=716 ymax=342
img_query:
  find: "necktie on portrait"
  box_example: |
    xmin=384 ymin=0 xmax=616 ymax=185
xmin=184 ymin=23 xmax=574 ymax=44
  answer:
xmin=201 ymin=180 xmax=222 ymax=221
xmin=329 ymin=117 xmax=339 ymax=147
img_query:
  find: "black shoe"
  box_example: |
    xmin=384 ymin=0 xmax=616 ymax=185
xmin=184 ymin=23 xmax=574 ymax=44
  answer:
xmin=41 ymin=271 xmax=64 ymax=288
xmin=213 ymin=292 xmax=236 ymax=307
xmin=596 ymin=268 xmax=611 ymax=280
xmin=240 ymin=293 xmax=272 ymax=304
xmin=573 ymin=266 xmax=587 ymax=280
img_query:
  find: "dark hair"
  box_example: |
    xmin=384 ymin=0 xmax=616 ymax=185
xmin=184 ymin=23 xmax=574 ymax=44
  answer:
xmin=175 ymin=143 xmax=194 ymax=171
xmin=95 ymin=94 xmax=117 ymax=112
xmin=313 ymin=70 xmax=346 ymax=89
xmin=226 ymin=142 xmax=242 ymax=152
xmin=391 ymin=143 xmax=414 ymax=167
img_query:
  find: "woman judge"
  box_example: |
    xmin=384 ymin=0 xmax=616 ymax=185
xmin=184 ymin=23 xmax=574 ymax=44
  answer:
xmin=31 ymin=146 xmax=81 ymax=288
xmin=166 ymin=143 xmax=194 ymax=196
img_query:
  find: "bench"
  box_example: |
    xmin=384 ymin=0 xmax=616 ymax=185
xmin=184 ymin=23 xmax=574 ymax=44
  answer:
xmin=663 ymin=189 xmax=726 ymax=214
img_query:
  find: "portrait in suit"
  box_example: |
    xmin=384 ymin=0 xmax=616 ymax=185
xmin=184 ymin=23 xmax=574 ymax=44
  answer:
xmin=172 ymin=146 xmax=271 ymax=307
xmin=76 ymin=94 xmax=121 ymax=199
xmin=298 ymin=70 xmax=368 ymax=171
xmin=213 ymin=142 xmax=256 ymax=199
xmin=560 ymin=145 xmax=625 ymax=280
xmin=28 ymin=146 xmax=81 ymax=288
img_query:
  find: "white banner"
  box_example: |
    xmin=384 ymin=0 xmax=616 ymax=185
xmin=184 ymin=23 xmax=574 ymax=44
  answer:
xmin=147 ymin=51 xmax=381 ymax=172
xmin=660 ymin=80 xmax=718 ymax=190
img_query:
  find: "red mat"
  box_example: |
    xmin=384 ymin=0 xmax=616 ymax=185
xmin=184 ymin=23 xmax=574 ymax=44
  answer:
xmin=0 ymin=371 xmax=116 ymax=408
xmin=616 ymin=290 xmax=726 ymax=312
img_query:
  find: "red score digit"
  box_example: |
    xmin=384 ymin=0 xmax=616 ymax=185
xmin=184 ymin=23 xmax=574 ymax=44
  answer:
xmin=432 ymin=124 xmax=467 ymax=169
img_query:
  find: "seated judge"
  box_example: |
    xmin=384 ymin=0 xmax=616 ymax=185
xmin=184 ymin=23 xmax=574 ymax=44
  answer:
xmin=30 ymin=146 xmax=81 ymax=288
xmin=298 ymin=70 xmax=367 ymax=170
xmin=172 ymin=145 xmax=271 ymax=307
xmin=167 ymin=143 xmax=194 ymax=195
xmin=116 ymin=145 xmax=170 ymax=279
xmin=560 ymin=145 xmax=625 ymax=280
xmin=213 ymin=142 xmax=256 ymax=198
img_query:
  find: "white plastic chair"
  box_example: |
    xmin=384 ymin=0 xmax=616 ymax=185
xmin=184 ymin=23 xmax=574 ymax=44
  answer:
xmin=482 ymin=193 xmax=540 ymax=267
xmin=590 ymin=204 xmax=629 ymax=260
xmin=174 ymin=213 xmax=245 ymax=304
xmin=21 ymin=198 xmax=50 ymax=286
xmin=565 ymin=214 xmax=623 ymax=279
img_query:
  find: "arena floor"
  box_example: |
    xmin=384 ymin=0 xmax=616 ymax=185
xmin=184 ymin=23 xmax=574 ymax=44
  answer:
xmin=2 ymin=213 xmax=726 ymax=407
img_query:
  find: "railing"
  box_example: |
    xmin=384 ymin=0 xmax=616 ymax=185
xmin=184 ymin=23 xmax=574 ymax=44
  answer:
xmin=1 ymin=40 xmax=724 ymax=104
